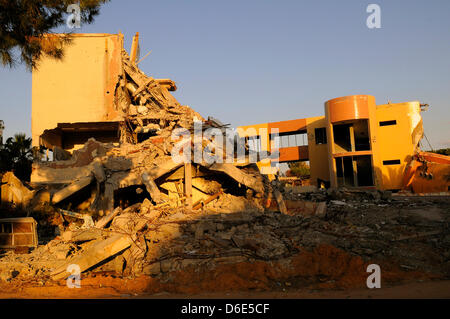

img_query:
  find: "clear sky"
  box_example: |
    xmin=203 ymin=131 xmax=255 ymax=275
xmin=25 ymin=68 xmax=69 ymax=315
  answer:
xmin=0 ymin=0 xmax=449 ymax=148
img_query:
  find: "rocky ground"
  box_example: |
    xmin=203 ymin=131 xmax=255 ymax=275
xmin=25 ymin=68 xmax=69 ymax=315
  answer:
xmin=0 ymin=188 xmax=448 ymax=298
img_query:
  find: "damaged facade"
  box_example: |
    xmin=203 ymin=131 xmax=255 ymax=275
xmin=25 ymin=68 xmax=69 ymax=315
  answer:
xmin=0 ymin=32 xmax=297 ymax=277
xmin=29 ymin=32 xmax=282 ymax=218
xmin=30 ymin=32 xmax=450 ymax=196
xmin=240 ymin=96 xmax=450 ymax=193
xmin=0 ymin=32 xmax=448 ymax=286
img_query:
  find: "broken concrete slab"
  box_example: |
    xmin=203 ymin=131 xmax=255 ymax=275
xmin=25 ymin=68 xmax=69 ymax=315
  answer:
xmin=1 ymin=172 xmax=35 ymax=207
xmin=141 ymin=172 xmax=163 ymax=204
xmin=51 ymin=233 xmax=133 ymax=281
xmin=91 ymin=160 xmax=106 ymax=183
xmin=62 ymin=228 xmax=106 ymax=243
xmin=205 ymin=163 xmax=265 ymax=194
xmin=95 ymin=206 xmax=123 ymax=229
xmin=51 ymin=175 xmax=94 ymax=204
xmin=273 ymin=189 xmax=288 ymax=215
xmin=315 ymin=202 xmax=327 ymax=217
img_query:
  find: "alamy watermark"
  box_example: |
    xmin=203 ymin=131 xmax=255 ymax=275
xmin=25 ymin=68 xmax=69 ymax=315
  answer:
xmin=66 ymin=264 xmax=81 ymax=288
xmin=366 ymin=264 xmax=381 ymax=288
xmin=366 ymin=4 xmax=381 ymax=29
xmin=171 ymin=121 xmax=280 ymax=173
xmin=67 ymin=3 xmax=81 ymax=29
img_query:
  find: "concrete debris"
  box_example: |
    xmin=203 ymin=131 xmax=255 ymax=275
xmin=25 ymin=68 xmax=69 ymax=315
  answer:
xmin=1 ymin=43 xmax=449 ymax=291
xmin=95 ymin=207 xmax=122 ymax=229
xmin=0 ymin=195 xmax=448 ymax=284
xmin=58 ymin=209 xmax=94 ymax=229
xmin=1 ymin=172 xmax=35 ymax=208
xmin=273 ymin=189 xmax=288 ymax=215
xmin=51 ymin=234 xmax=133 ymax=280
xmin=51 ymin=176 xmax=94 ymax=204
xmin=61 ymin=228 xmax=106 ymax=243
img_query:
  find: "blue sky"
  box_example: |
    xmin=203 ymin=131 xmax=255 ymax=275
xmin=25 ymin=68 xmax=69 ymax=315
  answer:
xmin=0 ymin=0 xmax=449 ymax=148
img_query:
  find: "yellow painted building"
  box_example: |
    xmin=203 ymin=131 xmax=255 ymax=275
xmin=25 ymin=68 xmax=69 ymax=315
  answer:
xmin=32 ymin=32 xmax=177 ymax=153
xmin=239 ymin=95 xmax=428 ymax=191
xmin=32 ymin=33 xmax=124 ymax=151
xmin=374 ymin=101 xmax=423 ymax=190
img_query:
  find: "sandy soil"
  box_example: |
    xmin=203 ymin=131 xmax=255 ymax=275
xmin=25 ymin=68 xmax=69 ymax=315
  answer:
xmin=0 ymin=278 xmax=449 ymax=299
xmin=0 ymin=245 xmax=447 ymax=299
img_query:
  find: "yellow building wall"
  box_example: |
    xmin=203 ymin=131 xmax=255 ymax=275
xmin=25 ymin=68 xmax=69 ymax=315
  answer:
xmin=375 ymin=101 xmax=422 ymax=190
xmin=238 ymin=116 xmax=331 ymax=183
xmin=305 ymin=116 xmax=330 ymax=186
xmin=237 ymin=122 xmax=275 ymax=174
xmin=238 ymin=97 xmax=424 ymax=192
xmin=31 ymin=33 xmax=123 ymax=148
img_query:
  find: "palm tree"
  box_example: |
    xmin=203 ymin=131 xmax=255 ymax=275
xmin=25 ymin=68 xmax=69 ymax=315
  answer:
xmin=0 ymin=133 xmax=33 ymax=181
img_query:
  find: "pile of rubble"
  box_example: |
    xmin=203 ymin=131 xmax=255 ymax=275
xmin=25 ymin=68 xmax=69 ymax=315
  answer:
xmin=1 ymin=49 xmax=449 ymax=292
xmin=26 ymin=49 xmax=274 ymax=215
xmin=0 ymin=191 xmax=449 ymax=289
xmin=0 ymin=48 xmax=293 ymax=282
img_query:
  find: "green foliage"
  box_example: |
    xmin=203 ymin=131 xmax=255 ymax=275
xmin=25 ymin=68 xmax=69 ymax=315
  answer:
xmin=287 ymin=161 xmax=310 ymax=177
xmin=0 ymin=133 xmax=34 ymax=181
xmin=432 ymin=148 xmax=450 ymax=156
xmin=0 ymin=0 xmax=108 ymax=70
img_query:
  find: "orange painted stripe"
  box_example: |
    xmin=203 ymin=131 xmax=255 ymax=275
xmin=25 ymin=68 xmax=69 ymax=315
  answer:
xmin=268 ymin=118 xmax=307 ymax=134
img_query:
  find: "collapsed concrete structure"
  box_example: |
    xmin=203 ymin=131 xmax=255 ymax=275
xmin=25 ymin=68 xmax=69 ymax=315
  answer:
xmin=2 ymin=32 xmax=310 ymax=276
xmin=30 ymin=33 xmax=450 ymax=196
xmin=28 ymin=33 xmax=284 ymax=217
xmin=0 ymin=33 xmax=449 ymax=290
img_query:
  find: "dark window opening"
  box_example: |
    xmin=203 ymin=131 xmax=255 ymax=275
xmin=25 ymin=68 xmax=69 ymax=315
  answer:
xmin=56 ymin=182 xmax=96 ymax=211
xmin=379 ymin=120 xmax=397 ymax=127
xmin=333 ymin=120 xmax=370 ymax=152
xmin=114 ymin=185 xmax=151 ymax=209
xmin=353 ymin=120 xmax=371 ymax=151
xmin=62 ymin=129 xmax=119 ymax=150
xmin=0 ymin=234 xmax=12 ymax=246
xmin=333 ymin=124 xmax=351 ymax=151
xmin=336 ymin=155 xmax=374 ymax=187
xmin=315 ymin=128 xmax=327 ymax=145
xmin=356 ymin=155 xmax=374 ymax=186
xmin=0 ymin=223 xmax=12 ymax=233
xmin=343 ymin=157 xmax=354 ymax=186
xmin=335 ymin=157 xmax=354 ymax=186
xmin=336 ymin=157 xmax=343 ymax=183
xmin=137 ymin=132 xmax=156 ymax=143
xmin=383 ymin=160 xmax=401 ymax=165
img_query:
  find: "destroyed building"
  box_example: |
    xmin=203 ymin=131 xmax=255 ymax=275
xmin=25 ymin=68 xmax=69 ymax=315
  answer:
xmin=27 ymin=32 xmax=280 ymax=215
xmin=0 ymin=32 xmax=448 ymax=290
xmin=29 ymin=32 xmax=450 ymax=197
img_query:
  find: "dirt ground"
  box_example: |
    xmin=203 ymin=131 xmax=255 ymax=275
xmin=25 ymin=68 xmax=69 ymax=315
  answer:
xmin=1 ymin=192 xmax=449 ymax=299
xmin=0 ymin=274 xmax=448 ymax=299
xmin=0 ymin=244 xmax=447 ymax=299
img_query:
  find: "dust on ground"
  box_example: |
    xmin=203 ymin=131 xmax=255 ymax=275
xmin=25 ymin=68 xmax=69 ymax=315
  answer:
xmin=1 ymin=190 xmax=449 ymax=299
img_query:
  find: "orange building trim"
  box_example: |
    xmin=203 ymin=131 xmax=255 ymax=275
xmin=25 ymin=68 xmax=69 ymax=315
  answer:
xmin=326 ymin=95 xmax=372 ymax=124
xmin=268 ymin=118 xmax=307 ymax=134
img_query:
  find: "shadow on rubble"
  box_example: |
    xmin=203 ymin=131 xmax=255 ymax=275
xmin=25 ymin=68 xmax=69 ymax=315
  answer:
xmin=54 ymin=197 xmax=392 ymax=294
